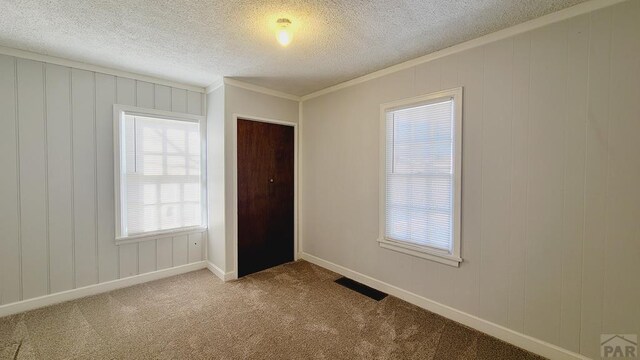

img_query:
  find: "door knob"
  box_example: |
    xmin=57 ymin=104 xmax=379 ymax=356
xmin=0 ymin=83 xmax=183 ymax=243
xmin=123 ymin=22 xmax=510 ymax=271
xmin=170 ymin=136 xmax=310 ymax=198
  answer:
xmin=269 ymin=178 xmax=274 ymax=183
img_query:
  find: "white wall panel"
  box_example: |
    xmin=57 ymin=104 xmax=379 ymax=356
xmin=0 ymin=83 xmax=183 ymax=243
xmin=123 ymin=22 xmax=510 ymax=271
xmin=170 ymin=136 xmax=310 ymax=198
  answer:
xmin=188 ymin=232 xmax=203 ymax=263
xmin=17 ymin=59 xmax=48 ymax=300
xmin=154 ymin=84 xmax=171 ymax=111
xmin=136 ymin=81 xmax=154 ymax=108
xmin=71 ymin=68 xmax=98 ymax=288
xmin=119 ymin=244 xmax=138 ymax=278
xmin=478 ymin=38 xmax=513 ymax=327
xmin=206 ymin=86 xmax=226 ymax=271
xmin=156 ymin=238 xmax=173 ymax=270
xmin=187 ymin=90 xmax=203 ymax=115
xmin=172 ymin=235 xmax=188 ymax=267
xmin=439 ymin=54 xmax=459 ymax=90
xmin=171 ymin=88 xmax=187 ymax=113
xmin=602 ymin=0 xmax=640 ymax=343
xmin=45 ymin=64 xmax=74 ymax=294
xmin=138 ymin=241 xmax=157 ymax=274
xmin=507 ymin=33 xmax=531 ymax=333
xmin=0 ymin=54 xmax=205 ymax=308
xmin=580 ymin=7 xmax=612 ymax=357
xmin=524 ymin=21 xmax=567 ymax=345
xmin=0 ymin=55 xmax=21 ymax=305
xmin=116 ymin=77 xmax=135 ymax=106
xmin=414 ymin=58 xmax=441 ymax=95
xmin=559 ymin=14 xmax=590 ymax=353
xmin=95 ymin=73 xmax=118 ymax=283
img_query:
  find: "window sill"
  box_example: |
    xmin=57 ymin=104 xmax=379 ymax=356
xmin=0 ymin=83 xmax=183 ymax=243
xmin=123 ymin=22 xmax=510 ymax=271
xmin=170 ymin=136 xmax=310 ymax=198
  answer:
xmin=116 ymin=226 xmax=207 ymax=245
xmin=378 ymin=238 xmax=462 ymax=267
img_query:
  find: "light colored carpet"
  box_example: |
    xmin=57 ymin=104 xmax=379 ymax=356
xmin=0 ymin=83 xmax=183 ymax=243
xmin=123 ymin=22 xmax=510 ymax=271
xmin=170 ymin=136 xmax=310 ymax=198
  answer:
xmin=0 ymin=260 xmax=544 ymax=359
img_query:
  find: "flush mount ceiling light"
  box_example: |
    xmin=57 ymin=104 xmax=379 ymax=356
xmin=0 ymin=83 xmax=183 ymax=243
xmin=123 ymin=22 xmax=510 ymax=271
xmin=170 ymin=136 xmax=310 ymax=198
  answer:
xmin=275 ymin=18 xmax=293 ymax=47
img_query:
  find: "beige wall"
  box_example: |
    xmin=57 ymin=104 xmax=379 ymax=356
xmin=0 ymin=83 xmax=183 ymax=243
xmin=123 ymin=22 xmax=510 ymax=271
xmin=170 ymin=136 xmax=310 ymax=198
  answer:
xmin=208 ymin=83 xmax=299 ymax=274
xmin=207 ymin=85 xmax=226 ymax=270
xmin=300 ymin=2 xmax=640 ymax=358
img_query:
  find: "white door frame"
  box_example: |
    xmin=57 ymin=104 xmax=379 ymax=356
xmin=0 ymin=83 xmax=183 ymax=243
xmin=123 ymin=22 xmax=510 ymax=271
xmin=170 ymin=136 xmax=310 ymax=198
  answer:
xmin=232 ymin=114 xmax=299 ymax=279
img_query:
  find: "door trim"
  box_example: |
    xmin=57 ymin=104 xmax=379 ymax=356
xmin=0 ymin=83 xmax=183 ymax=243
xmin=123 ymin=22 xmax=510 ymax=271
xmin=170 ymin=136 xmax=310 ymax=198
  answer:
xmin=232 ymin=114 xmax=299 ymax=279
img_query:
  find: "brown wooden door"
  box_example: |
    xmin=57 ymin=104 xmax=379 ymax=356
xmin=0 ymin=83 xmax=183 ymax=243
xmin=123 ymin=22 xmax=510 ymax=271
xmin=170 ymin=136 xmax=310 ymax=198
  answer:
xmin=237 ymin=118 xmax=294 ymax=277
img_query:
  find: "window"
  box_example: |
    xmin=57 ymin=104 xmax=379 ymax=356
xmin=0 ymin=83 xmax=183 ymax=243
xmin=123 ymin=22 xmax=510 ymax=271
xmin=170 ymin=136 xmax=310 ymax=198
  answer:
xmin=114 ymin=105 xmax=206 ymax=243
xmin=378 ymin=88 xmax=462 ymax=266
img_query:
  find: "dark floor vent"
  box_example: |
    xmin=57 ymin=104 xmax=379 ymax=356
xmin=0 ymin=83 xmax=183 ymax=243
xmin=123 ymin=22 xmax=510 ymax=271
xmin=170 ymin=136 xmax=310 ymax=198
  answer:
xmin=334 ymin=277 xmax=388 ymax=301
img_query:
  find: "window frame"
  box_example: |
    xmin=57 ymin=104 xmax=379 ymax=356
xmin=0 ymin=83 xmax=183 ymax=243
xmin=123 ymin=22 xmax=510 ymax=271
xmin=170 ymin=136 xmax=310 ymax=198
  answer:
xmin=113 ymin=104 xmax=207 ymax=245
xmin=378 ymin=87 xmax=463 ymax=267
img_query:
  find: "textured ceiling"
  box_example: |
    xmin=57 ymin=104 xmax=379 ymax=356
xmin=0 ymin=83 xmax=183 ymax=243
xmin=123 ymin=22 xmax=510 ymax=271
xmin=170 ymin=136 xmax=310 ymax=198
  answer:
xmin=0 ymin=0 xmax=588 ymax=96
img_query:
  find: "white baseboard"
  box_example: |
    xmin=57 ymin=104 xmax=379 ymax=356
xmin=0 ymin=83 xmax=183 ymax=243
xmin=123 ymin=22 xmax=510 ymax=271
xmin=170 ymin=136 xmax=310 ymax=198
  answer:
xmin=206 ymin=261 xmax=236 ymax=281
xmin=0 ymin=261 xmax=207 ymax=318
xmin=299 ymin=252 xmax=589 ymax=360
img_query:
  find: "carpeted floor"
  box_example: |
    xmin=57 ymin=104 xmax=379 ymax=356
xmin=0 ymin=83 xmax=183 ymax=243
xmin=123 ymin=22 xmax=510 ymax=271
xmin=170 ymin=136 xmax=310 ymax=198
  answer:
xmin=0 ymin=260 xmax=545 ymax=359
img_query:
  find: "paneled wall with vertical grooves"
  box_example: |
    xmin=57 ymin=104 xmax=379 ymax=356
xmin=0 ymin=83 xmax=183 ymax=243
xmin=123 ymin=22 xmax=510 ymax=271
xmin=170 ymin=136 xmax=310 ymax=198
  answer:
xmin=0 ymin=56 xmax=206 ymax=306
xmin=300 ymin=1 xmax=640 ymax=359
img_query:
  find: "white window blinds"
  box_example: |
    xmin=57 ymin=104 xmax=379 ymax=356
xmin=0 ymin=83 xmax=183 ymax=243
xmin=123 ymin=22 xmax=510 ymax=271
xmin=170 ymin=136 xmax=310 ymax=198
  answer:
xmin=385 ymin=99 xmax=455 ymax=252
xmin=120 ymin=115 xmax=202 ymax=236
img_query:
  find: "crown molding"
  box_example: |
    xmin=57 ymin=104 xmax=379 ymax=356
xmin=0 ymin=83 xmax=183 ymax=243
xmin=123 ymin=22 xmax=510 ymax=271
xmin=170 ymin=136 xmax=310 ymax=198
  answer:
xmin=300 ymin=0 xmax=627 ymax=102
xmin=205 ymin=77 xmax=224 ymax=94
xmin=223 ymin=78 xmax=301 ymax=102
xmin=0 ymin=45 xmax=206 ymax=93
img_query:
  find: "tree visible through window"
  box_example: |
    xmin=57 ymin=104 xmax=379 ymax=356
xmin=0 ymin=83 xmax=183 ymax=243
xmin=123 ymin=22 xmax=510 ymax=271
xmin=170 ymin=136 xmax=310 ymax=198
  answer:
xmin=116 ymin=109 xmax=204 ymax=239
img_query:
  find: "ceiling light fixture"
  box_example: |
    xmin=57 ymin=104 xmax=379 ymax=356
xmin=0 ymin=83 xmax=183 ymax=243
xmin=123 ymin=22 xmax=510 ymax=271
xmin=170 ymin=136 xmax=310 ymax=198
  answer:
xmin=276 ymin=18 xmax=293 ymax=47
